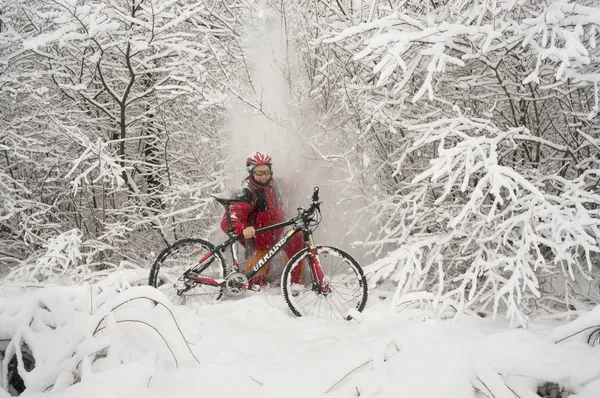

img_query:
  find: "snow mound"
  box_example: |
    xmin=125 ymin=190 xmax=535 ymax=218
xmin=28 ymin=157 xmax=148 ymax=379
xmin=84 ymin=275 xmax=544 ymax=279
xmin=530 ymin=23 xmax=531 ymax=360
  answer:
xmin=1 ymin=272 xmax=600 ymax=397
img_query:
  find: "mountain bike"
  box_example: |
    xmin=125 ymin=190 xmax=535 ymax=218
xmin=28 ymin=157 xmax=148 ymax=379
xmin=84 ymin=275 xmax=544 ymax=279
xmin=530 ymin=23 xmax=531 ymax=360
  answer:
xmin=148 ymin=187 xmax=368 ymax=320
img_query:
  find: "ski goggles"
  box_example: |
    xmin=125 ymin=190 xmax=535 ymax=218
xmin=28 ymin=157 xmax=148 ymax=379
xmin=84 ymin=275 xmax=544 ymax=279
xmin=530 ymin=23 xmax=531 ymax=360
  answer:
xmin=253 ymin=170 xmax=272 ymax=176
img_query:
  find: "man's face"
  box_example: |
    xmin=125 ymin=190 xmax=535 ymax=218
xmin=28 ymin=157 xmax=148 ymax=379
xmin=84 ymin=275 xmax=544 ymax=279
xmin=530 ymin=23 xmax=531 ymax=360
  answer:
xmin=252 ymin=165 xmax=272 ymax=184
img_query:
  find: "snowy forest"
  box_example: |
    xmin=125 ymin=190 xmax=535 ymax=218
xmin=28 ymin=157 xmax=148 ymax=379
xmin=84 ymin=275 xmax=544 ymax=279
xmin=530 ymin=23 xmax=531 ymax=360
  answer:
xmin=3 ymin=0 xmax=600 ymax=397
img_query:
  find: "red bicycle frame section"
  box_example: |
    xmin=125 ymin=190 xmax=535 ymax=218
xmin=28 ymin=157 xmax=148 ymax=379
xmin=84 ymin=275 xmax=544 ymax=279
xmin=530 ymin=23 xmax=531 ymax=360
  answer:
xmin=185 ymin=207 xmax=325 ymax=290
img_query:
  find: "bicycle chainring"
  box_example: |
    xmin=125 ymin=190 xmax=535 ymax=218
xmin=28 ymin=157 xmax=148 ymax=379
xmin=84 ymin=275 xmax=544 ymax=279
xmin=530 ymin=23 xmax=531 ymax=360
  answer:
xmin=224 ymin=272 xmax=248 ymax=297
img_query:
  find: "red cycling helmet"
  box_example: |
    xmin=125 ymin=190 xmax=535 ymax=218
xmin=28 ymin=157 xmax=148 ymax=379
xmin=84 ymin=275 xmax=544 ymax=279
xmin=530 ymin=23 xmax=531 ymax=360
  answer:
xmin=246 ymin=151 xmax=272 ymax=171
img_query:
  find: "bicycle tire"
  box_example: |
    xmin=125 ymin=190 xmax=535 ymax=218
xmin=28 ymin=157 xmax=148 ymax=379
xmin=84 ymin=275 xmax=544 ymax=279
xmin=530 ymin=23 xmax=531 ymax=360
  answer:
xmin=149 ymin=238 xmax=227 ymax=307
xmin=281 ymin=245 xmax=368 ymax=320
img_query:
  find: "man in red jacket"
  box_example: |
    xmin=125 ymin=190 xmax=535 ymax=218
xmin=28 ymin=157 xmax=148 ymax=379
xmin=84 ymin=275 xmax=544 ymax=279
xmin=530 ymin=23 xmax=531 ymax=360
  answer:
xmin=221 ymin=152 xmax=303 ymax=286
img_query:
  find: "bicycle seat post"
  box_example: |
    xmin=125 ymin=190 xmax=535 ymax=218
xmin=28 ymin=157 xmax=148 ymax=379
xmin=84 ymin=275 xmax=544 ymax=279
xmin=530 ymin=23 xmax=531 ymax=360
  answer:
xmin=213 ymin=196 xmax=247 ymax=237
xmin=224 ymin=204 xmax=234 ymax=235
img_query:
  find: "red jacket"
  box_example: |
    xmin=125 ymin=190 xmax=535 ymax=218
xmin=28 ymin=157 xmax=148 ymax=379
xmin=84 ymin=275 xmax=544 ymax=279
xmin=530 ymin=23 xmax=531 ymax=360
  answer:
xmin=221 ymin=177 xmax=287 ymax=250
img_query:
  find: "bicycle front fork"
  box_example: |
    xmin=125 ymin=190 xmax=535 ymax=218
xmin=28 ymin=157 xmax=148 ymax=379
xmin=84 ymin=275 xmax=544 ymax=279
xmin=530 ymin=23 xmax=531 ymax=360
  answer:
xmin=306 ymin=236 xmax=331 ymax=294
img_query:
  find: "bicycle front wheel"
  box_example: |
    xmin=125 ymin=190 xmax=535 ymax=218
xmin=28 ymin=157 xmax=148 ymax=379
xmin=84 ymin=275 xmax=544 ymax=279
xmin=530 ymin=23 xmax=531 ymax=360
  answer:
xmin=149 ymin=238 xmax=227 ymax=307
xmin=281 ymin=245 xmax=368 ymax=320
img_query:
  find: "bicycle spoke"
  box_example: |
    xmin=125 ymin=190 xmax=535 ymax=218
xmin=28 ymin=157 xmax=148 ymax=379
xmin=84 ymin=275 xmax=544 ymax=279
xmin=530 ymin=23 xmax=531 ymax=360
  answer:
xmin=149 ymin=238 xmax=226 ymax=308
xmin=282 ymin=246 xmax=368 ymax=320
xmin=328 ymin=294 xmax=346 ymax=320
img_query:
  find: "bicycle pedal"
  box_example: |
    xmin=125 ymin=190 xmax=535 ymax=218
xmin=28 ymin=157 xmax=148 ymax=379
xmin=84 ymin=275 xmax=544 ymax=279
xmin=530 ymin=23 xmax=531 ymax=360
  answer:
xmin=249 ymin=284 xmax=262 ymax=292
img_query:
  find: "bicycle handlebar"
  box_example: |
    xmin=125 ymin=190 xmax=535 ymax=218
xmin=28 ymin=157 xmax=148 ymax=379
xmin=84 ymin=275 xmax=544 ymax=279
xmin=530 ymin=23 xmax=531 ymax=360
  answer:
xmin=304 ymin=186 xmax=322 ymax=216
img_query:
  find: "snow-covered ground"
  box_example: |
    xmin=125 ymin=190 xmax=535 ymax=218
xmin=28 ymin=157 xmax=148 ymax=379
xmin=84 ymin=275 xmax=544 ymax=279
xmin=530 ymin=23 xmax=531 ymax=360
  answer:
xmin=1 ymin=270 xmax=600 ymax=398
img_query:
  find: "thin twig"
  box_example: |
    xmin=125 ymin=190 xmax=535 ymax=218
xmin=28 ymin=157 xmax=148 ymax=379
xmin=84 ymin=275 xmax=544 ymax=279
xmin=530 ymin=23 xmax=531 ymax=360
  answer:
xmin=554 ymin=325 xmax=600 ymax=344
xmin=249 ymin=376 xmax=263 ymax=385
xmin=475 ymin=376 xmax=496 ymax=398
xmin=94 ymin=319 xmax=179 ymax=368
xmin=326 ymin=360 xmax=372 ymax=393
xmin=505 ymin=383 xmax=522 ymax=398
xmin=92 ymin=295 xmax=200 ymax=363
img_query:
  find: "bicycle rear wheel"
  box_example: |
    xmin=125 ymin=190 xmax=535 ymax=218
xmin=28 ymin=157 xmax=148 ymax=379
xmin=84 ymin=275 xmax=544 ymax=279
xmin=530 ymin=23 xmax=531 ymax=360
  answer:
xmin=281 ymin=245 xmax=368 ymax=320
xmin=149 ymin=238 xmax=227 ymax=307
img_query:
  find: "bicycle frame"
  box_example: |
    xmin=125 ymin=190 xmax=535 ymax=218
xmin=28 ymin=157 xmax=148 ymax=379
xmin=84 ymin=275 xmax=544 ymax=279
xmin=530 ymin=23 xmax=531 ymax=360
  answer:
xmin=184 ymin=211 xmax=325 ymax=291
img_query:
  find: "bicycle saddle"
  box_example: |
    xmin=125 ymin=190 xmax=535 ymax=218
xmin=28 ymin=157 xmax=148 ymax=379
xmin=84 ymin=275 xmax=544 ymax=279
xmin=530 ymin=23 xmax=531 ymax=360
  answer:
xmin=212 ymin=196 xmax=247 ymax=206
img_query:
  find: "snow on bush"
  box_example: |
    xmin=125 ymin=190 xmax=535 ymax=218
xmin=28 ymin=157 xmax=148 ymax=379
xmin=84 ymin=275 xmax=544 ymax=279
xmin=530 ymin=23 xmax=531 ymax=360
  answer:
xmin=3 ymin=269 xmax=600 ymax=397
xmin=3 ymin=227 xmax=151 ymax=284
xmin=364 ymin=115 xmax=600 ymax=326
xmin=0 ymin=272 xmax=198 ymax=395
xmin=306 ymin=0 xmax=600 ymax=325
xmin=326 ymin=0 xmax=600 ymax=113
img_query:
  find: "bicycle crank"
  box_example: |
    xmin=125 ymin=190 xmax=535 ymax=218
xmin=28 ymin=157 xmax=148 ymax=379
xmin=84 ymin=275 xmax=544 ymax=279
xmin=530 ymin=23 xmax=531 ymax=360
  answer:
xmin=224 ymin=272 xmax=248 ymax=296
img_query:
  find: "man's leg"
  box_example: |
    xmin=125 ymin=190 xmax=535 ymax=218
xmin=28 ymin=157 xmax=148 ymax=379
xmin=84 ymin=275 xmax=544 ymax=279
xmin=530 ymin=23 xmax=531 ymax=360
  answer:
xmin=245 ymin=249 xmax=269 ymax=286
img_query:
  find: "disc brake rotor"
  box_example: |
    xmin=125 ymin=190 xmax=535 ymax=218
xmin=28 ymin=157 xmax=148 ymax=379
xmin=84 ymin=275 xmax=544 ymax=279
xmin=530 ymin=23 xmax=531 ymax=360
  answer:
xmin=174 ymin=277 xmax=195 ymax=296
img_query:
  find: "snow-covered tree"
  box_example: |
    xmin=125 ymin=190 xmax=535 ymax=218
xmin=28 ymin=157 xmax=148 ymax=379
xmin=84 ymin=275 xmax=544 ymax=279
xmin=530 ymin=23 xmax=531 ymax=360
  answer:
xmin=291 ymin=0 xmax=600 ymax=323
xmin=1 ymin=0 xmax=244 ymax=278
xmin=0 ymin=1 xmax=66 ymax=273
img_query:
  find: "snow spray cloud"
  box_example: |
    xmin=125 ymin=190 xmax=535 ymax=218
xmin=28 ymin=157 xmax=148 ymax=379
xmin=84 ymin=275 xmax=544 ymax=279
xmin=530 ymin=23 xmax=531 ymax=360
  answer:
xmin=225 ymin=4 xmax=298 ymax=184
xmin=224 ymin=2 xmax=372 ymax=264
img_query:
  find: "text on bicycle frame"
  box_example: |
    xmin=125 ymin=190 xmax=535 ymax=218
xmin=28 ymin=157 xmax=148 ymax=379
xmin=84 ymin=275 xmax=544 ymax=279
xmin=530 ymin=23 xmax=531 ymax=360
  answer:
xmin=252 ymin=229 xmax=296 ymax=273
